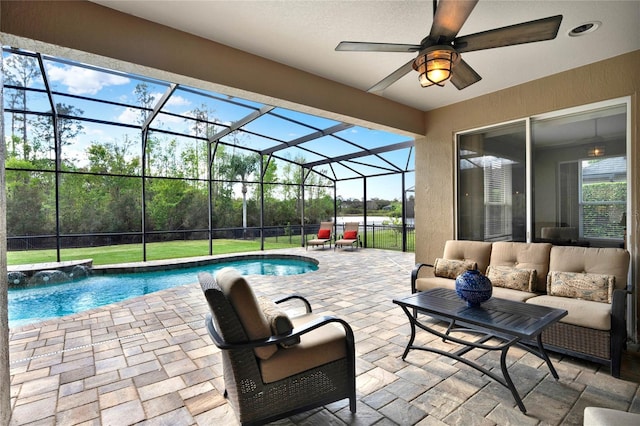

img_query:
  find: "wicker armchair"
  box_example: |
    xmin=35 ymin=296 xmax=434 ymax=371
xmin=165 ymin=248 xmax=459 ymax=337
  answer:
xmin=199 ymin=268 xmax=356 ymax=425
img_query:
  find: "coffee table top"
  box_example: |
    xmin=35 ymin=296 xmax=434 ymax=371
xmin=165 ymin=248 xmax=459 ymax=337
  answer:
xmin=394 ymin=288 xmax=567 ymax=339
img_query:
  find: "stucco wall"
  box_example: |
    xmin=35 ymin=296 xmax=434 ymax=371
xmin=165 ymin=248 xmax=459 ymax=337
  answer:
xmin=416 ymin=49 xmax=639 ymax=261
xmin=417 ymin=49 xmax=640 ymax=337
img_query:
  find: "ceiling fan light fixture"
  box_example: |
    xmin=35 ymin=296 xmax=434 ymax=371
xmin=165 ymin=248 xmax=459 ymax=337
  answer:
xmin=413 ymin=46 xmax=458 ymax=88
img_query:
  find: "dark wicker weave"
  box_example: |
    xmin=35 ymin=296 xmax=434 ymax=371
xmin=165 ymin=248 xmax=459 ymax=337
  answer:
xmin=540 ymin=287 xmax=628 ymax=377
xmin=199 ymin=272 xmax=356 ymax=425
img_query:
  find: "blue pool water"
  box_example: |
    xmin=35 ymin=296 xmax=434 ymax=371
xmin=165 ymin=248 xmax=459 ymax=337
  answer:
xmin=8 ymin=258 xmax=318 ymax=328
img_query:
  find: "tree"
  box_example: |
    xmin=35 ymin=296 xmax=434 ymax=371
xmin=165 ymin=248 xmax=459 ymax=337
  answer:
xmin=4 ymin=53 xmax=40 ymax=160
xmin=33 ymin=103 xmax=85 ymax=167
xmin=134 ymin=83 xmax=156 ymax=125
xmin=227 ymin=148 xmax=258 ymax=234
xmin=184 ymin=103 xmax=216 ymax=181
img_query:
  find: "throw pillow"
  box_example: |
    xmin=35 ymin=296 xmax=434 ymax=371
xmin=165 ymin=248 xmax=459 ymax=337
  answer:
xmin=547 ymin=271 xmax=615 ymax=303
xmin=257 ymin=296 xmax=300 ymax=348
xmin=343 ymin=230 xmax=357 ymax=239
xmin=433 ymin=258 xmax=477 ymax=279
xmin=317 ymin=229 xmax=330 ymax=239
xmin=486 ymin=265 xmax=537 ymax=292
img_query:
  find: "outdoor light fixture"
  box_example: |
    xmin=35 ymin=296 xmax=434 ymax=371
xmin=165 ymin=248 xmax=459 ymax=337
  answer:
xmin=587 ymin=146 xmax=605 ymax=157
xmin=412 ymin=46 xmax=458 ymax=87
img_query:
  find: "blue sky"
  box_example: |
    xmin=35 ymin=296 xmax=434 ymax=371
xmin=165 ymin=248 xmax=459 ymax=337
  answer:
xmin=5 ymin=51 xmax=414 ymax=201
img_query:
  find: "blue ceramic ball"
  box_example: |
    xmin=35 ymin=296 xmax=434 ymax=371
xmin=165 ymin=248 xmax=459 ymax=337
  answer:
xmin=455 ymin=269 xmax=492 ymax=307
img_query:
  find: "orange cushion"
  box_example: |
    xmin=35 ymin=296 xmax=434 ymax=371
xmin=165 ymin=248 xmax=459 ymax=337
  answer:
xmin=343 ymin=230 xmax=357 ymax=239
xmin=317 ymin=229 xmax=330 ymax=239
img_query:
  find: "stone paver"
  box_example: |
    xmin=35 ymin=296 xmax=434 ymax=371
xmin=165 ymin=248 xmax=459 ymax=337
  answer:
xmin=7 ymin=247 xmax=640 ymax=425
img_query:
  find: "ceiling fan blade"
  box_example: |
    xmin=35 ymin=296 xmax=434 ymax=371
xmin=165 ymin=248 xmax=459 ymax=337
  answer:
xmin=450 ymin=58 xmax=481 ymax=90
xmin=367 ymin=59 xmax=416 ymax=93
xmin=429 ymin=0 xmax=479 ymax=41
xmin=454 ymin=15 xmax=563 ymax=53
xmin=336 ymin=41 xmax=422 ymax=52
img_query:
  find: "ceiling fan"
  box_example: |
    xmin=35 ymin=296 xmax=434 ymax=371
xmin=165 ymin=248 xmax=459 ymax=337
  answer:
xmin=335 ymin=0 xmax=562 ymax=93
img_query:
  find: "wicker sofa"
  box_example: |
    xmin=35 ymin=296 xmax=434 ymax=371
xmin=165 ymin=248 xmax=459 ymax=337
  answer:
xmin=411 ymin=240 xmax=631 ymax=377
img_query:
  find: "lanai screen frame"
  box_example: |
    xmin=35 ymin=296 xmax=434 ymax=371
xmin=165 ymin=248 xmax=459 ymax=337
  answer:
xmin=3 ymin=47 xmax=415 ymax=261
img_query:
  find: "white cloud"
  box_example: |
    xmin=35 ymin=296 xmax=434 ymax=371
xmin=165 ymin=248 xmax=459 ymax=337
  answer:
xmin=46 ymin=65 xmax=130 ymax=95
xmin=117 ymin=107 xmax=139 ymax=124
xmin=151 ymin=92 xmax=190 ymax=108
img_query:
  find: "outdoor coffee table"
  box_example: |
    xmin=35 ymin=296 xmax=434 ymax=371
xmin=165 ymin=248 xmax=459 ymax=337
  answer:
xmin=393 ymin=288 xmax=568 ymax=413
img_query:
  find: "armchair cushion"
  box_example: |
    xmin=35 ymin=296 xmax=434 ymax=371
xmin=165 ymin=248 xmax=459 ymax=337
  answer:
xmin=259 ymin=313 xmax=347 ymax=383
xmin=215 ymin=267 xmax=277 ymax=360
xmin=434 ymin=258 xmax=477 ymax=279
xmin=486 ymin=265 xmax=537 ymax=292
xmin=257 ymin=296 xmax=300 ymax=348
xmin=547 ymin=271 xmax=614 ymax=304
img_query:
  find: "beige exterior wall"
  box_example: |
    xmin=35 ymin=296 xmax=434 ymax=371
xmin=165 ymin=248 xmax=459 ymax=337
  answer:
xmin=417 ymin=49 xmax=640 ymax=338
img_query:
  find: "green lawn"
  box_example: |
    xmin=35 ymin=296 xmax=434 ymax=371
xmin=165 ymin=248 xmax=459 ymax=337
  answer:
xmin=7 ymin=237 xmax=303 ymax=266
xmin=7 ymin=230 xmax=413 ymax=266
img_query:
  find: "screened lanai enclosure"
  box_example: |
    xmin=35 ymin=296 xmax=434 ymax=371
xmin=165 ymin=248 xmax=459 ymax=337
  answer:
xmin=2 ymin=48 xmax=416 ymax=264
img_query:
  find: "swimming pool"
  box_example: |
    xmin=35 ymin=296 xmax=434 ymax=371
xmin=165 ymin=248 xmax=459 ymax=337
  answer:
xmin=8 ymin=256 xmax=318 ymax=328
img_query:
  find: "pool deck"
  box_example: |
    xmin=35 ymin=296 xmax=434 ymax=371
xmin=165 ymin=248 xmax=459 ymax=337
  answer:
xmin=7 ymin=247 xmax=640 ymax=425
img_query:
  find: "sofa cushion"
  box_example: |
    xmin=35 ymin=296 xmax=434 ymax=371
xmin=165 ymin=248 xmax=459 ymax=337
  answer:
xmin=526 ymin=295 xmax=612 ymax=330
xmin=549 ymin=246 xmax=630 ymax=290
xmin=442 ymin=240 xmax=493 ymax=274
xmin=215 ymin=267 xmax=277 ymax=360
xmin=259 ymin=313 xmax=347 ymax=383
xmin=486 ymin=265 xmax=537 ymax=292
xmin=490 ymin=286 xmax=538 ymax=302
xmin=415 ymin=276 xmax=457 ymax=292
xmin=257 ymin=296 xmax=300 ymax=348
xmin=434 ymin=258 xmax=477 ymax=279
xmin=489 ymin=242 xmax=551 ymax=292
xmin=547 ymin=271 xmax=614 ymax=304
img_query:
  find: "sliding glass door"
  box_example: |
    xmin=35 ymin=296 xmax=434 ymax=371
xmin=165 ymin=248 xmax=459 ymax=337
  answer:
xmin=532 ymin=104 xmax=627 ymax=247
xmin=457 ymin=122 xmax=526 ymax=242
xmin=457 ymin=100 xmax=628 ymax=249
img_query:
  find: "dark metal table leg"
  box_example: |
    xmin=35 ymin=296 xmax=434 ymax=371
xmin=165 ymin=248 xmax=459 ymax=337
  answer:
xmin=536 ymin=334 xmax=560 ymax=379
xmin=500 ymin=347 xmax=527 ymax=413
xmin=401 ymin=306 xmax=417 ymax=360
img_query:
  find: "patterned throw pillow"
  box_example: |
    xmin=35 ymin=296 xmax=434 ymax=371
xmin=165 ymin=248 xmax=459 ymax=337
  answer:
xmin=486 ymin=265 xmax=537 ymax=292
xmin=547 ymin=271 xmax=615 ymax=303
xmin=433 ymin=258 xmax=477 ymax=279
xmin=257 ymin=296 xmax=300 ymax=348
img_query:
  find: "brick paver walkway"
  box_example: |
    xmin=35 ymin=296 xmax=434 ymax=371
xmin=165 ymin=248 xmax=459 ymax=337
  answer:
xmin=8 ymin=247 xmax=640 ymax=425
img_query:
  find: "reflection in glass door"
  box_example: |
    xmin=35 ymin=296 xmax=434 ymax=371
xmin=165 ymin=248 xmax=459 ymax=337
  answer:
xmin=457 ymin=122 xmax=526 ymax=242
xmin=532 ymin=104 xmax=627 ymax=248
xmin=457 ymin=101 xmax=627 ymax=249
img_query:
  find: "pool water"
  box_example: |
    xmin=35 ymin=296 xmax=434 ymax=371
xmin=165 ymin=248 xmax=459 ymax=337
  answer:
xmin=8 ymin=258 xmax=318 ymax=328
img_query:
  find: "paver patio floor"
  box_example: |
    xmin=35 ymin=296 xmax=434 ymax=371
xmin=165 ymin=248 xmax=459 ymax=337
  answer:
xmin=8 ymin=247 xmax=640 ymax=425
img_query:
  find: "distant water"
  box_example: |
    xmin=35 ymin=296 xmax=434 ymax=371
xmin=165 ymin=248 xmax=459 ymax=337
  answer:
xmin=336 ymin=216 xmax=414 ymax=226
